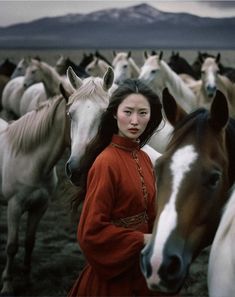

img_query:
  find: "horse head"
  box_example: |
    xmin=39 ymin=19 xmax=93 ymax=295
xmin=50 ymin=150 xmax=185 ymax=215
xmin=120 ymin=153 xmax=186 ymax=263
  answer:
xmin=139 ymin=52 xmax=163 ymax=90
xmin=140 ymin=88 xmax=234 ymax=294
xmin=65 ymin=66 xmax=114 ymax=185
xmin=201 ymin=55 xmax=220 ymax=99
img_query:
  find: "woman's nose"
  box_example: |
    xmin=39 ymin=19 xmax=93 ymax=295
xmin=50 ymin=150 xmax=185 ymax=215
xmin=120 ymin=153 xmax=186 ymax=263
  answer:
xmin=130 ymin=113 xmax=138 ymax=124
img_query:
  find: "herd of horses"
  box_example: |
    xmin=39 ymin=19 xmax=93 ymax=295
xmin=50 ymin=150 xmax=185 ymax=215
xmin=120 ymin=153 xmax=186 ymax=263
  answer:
xmin=0 ymin=50 xmax=235 ymax=296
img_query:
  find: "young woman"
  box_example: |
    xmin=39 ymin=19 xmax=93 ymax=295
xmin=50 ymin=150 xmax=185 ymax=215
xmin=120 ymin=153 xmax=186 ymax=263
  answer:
xmin=68 ymin=79 xmax=163 ymax=296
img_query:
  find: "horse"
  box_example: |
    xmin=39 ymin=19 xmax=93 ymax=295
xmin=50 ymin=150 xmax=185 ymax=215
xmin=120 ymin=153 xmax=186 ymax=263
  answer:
xmin=0 ymin=94 xmax=69 ymax=294
xmin=168 ymin=51 xmax=198 ymax=80
xmin=2 ymin=76 xmax=28 ymax=118
xmin=11 ymin=57 xmax=30 ymax=79
xmin=138 ymin=52 xmax=198 ymax=153
xmin=85 ymin=56 xmax=110 ymax=77
xmin=139 ymin=51 xmax=197 ymax=113
xmin=192 ymin=51 xmax=235 ymax=83
xmin=190 ymin=55 xmax=235 ymax=118
xmin=208 ymin=183 xmax=235 ymax=297
xmin=20 ymin=59 xmax=66 ymax=116
xmin=55 ymin=55 xmax=89 ymax=78
xmin=0 ymin=59 xmax=16 ymax=108
xmin=0 ymin=58 xmax=16 ymax=77
xmin=112 ymin=51 xmax=140 ymax=84
xmin=140 ymin=88 xmax=235 ymax=294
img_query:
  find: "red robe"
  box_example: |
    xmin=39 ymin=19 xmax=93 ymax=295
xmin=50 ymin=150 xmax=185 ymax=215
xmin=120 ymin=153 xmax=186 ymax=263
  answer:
xmin=68 ymin=135 xmax=161 ymax=296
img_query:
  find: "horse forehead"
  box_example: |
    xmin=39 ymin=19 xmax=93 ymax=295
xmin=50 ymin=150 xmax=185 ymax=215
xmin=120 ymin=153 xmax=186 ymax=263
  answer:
xmin=70 ymin=99 xmax=104 ymax=116
xmin=170 ymin=145 xmax=198 ymax=179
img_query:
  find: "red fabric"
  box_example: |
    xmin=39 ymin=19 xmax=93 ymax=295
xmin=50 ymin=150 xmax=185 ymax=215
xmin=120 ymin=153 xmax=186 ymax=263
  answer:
xmin=68 ymin=135 xmax=161 ymax=296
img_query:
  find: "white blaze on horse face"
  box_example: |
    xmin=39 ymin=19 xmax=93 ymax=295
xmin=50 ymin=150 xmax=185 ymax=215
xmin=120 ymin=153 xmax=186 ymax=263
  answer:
xmin=149 ymin=145 xmax=198 ymax=284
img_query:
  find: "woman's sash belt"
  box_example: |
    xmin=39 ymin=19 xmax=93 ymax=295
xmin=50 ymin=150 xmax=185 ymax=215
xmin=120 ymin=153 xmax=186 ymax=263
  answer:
xmin=111 ymin=210 xmax=148 ymax=229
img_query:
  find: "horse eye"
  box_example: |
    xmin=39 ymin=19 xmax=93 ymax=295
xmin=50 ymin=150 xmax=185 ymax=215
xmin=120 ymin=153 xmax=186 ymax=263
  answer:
xmin=123 ymin=65 xmax=128 ymax=69
xmin=206 ymin=171 xmax=221 ymax=189
xmin=151 ymin=70 xmax=156 ymax=74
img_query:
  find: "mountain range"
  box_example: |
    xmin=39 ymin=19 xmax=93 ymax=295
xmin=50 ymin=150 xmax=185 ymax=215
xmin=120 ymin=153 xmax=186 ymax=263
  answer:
xmin=0 ymin=3 xmax=234 ymax=49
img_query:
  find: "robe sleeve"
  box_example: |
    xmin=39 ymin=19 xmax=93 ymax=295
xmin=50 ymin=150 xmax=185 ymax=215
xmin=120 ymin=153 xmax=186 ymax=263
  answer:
xmin=77 ymin=154 xmax=145 ymax=280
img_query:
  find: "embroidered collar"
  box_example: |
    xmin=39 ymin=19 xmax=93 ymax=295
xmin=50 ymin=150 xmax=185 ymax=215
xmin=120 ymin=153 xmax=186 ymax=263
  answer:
xmin=110 ymin=135 xmax=140 ymax=152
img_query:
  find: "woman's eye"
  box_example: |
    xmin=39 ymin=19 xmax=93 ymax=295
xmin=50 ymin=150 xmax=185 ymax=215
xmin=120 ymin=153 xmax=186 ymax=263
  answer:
xmin=124 ymin=110 xmax=131 ymax=115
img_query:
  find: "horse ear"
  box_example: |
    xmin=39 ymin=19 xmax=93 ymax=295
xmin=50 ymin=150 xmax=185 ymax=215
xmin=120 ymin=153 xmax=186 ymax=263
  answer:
xmin=216 ymin=53 xmax=221 ymax=64
xmin=113 ymin=51 xmax=117 ymax=57
xmin=159 ymin=51 xmax=163 ymax=61
xmin=209 ymin=90 xmax=229 ymax=130
xmin=162 ymin=88 xmax=187 ymax=127
xmin=144 ymin=51 xmax=149 ymax=60
xmin=127 ymin=51 xmax=131 ymax=59
xmin=103 ymin=67 xmax=114 ymax=91
xmin=67 ymin=66 xmax=83 ymax=90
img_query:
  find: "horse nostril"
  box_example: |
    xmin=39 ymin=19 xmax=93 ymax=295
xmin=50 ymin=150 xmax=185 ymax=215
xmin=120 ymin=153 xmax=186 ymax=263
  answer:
xmin=166 ymin=255 xmax=181 ymax=277
xmin=159 ymin=254 xmax=182 ymax=282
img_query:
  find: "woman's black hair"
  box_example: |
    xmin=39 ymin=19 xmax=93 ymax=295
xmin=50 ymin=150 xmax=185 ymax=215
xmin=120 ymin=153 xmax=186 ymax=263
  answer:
xmin=71 ymin=78 xmax=162 ymax=213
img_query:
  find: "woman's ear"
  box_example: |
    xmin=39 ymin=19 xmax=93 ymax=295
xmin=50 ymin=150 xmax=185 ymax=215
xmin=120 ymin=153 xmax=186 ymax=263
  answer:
xmin=113 ymin=114 xmax=117 ymax=119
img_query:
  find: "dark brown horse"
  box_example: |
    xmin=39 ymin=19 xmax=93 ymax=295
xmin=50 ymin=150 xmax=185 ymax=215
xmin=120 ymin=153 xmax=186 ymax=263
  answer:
xmin=140 ymin=88 xmax=235 ymax=294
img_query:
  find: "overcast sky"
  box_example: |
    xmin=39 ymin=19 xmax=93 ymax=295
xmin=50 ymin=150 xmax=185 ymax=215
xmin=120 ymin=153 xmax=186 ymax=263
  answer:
xmin=0 ymin=1 xmax=235 ymax=27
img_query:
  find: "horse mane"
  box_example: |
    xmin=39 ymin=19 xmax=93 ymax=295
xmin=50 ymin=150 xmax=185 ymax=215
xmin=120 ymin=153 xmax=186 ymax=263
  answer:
xmin=7 ymin=95 xmax=64 ymax=154
xmin=68 ymin=76 xmax=110 ymax=105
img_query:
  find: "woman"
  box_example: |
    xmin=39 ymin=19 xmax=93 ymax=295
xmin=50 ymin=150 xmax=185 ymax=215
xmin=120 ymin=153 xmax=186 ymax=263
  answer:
xmin=68 ymin=79 xmax=163 ymax=296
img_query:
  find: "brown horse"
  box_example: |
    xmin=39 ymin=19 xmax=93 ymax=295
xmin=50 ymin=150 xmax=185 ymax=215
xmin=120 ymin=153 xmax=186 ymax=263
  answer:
xmin=140 ymin=89 xmax=235 ymax=294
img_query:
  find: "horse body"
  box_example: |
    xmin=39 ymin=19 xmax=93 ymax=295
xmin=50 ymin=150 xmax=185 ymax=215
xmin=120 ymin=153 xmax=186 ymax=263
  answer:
xmin=208 ymin=184 xmax=235 ymax=297
xmin=140 ymin=89 xmax=235 ymax=294
xmin=112 ymin=51 xmax=140 ymax=84
xmin=2 ymin=76 xmax=26 ymax=117
xmin=0 ymin=96 xmax=69 ymax=294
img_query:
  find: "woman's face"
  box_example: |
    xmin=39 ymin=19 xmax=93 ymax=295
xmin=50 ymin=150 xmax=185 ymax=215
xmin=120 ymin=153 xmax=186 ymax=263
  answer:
xmin=115 ymin=93 xmax=151 ymax=141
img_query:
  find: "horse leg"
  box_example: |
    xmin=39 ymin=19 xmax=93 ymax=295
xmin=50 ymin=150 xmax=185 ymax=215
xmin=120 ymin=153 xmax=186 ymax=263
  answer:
xmin=1 ymin=197 xmax=23 ymax=294
xmin=23 ymin=190 xmax=49 ymax=276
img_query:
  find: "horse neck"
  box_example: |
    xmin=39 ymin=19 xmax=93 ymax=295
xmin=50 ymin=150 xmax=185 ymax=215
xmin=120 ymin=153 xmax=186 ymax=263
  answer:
xmin=160 ymin=60 xmax=197 ymax=112
xmin=41 ymin=63 xmax=62 ymax=97
xmin=129 ymin=58 xmax=140 ymax=78
xmin=42 ymin=99 xmax=68 ymax=173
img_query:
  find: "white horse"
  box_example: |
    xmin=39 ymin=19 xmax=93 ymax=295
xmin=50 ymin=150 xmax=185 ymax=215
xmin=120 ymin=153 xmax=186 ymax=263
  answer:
xmin=0 ymin=95 xmax=69 ymax=294
xmin=112 ymin=51 xmax=140 ymax=84
xmin=2 ymin=76 xmax=27 ymax=118
xmin=20 ymin=59 xmax=65 ymax=116
xmin=138 ymin=52 xmax=199 ymax=153
xmin=85 ymin=56 xmax=110 ymax=77
xmin=189 ymin=55 xmax=235 ymax=118
xmin=139 ymin=52 xmax=198 ymax=112
xmin=208 ymin=184 xmax=235 ymax=297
